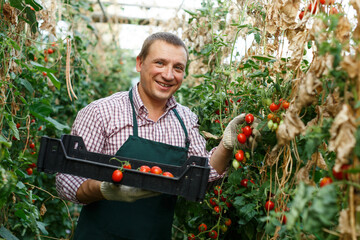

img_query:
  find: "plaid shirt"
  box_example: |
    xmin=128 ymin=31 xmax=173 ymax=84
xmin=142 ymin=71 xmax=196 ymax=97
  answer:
xmin=56 ymin=84 xmax=224 ymax=204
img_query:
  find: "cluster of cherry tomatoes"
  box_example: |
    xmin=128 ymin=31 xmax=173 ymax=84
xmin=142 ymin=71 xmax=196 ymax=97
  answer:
xmin=267 ymin=99 xmax=289 ymax=131
xmin=298 ymin=0 xmax=338 ymax=20
xmin=319 ymin=164 xmax=352 ymax=188
xmin=111 ymin=162 xmax=174 ymax=183
xmin=26 ymin=163 xmax=37 ymax=176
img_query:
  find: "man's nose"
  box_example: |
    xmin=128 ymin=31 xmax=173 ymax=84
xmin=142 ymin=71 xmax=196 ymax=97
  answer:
xmin=162 ymin=66 xmax=174 ymax=80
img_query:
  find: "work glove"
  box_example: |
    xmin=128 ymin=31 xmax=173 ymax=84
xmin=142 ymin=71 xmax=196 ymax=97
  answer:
xmin=100 ymin=182 xmax=160 ymax=202
xmin=222 ymin=113 xmax=261 ymax=151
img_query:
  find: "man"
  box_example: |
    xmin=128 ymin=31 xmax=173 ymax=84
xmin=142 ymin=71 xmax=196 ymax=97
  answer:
xmin=56 ymin=32 xmax=251 ymax=239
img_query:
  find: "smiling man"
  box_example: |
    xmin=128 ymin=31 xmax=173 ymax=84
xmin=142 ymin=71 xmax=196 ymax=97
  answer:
xmin=55 ymin=32 xmax=250 ymax=240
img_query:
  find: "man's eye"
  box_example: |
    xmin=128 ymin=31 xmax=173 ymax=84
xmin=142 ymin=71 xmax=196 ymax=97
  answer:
xmin=175 ymin=66 xmax=184 ymax=71
xmin=156 ymin=61 xmax=164 ymax=65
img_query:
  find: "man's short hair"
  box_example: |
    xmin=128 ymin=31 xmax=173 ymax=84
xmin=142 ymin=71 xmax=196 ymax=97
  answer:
xmin=138 ymin=32 xmax=189 ymax=62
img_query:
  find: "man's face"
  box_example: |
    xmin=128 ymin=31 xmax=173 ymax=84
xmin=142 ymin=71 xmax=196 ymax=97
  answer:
xmin=136 ymin=40 xmax=187 ymax=107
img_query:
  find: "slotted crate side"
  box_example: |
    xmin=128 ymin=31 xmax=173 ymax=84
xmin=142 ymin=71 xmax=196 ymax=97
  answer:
xmin=37 ymin=135 xmax=210 ymax=201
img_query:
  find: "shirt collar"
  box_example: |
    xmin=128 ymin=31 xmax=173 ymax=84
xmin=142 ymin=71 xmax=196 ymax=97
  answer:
xmin=132 ymin=83 xmax=177 ymax=115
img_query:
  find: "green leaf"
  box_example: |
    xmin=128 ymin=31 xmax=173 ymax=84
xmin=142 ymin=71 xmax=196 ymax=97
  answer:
xmin=29 ymin=102 xmax=52 ymax=116
xmin=0 ymin=135 xmax=12 ymax=148
xmin=30 ymin=61 xmax=57 ymax=73
xmin=25 ymin=0 xmax=43 ymax=11
xmin=47 ymin=73 xmax=61 ymax=89
xmin=19 ymin=78 xmax=34 ymax=93
xmin=16 ymin=181 xmax=26 ymax=189
xmin=14 ymin=209 xmax=27 ymax=220
xmin=25 ymin=7 xmax=38 ymax=34
xmin=36 ymin=221 xmax=49 ymax=235
xmin=9 ymin=0 xmax=24 ymax=10
xmin=8 ymin=120 xmax=19 ymax=140
xmin=251 ymin=55 xmax=275 ymax=63
xmin=44 ymin=117 xmax=69 ymax=131
xmin=7 ymin=38 xmax=20 ymax=51
xmin=0 ymin=225 xmax=19 ymax=240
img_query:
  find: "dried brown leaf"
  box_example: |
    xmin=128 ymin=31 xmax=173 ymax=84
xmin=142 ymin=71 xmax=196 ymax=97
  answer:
xmin=329 ymin=104 xmax=356 ymax=166
xmin=336 ymin=16 xmax=351 ymax=44
xmin=341 ymin=55 xmax=359 ymax=79
xmin=40 ymin=203 xmax=47 ymax=216
xmin=350 ymin=0 xmax=360 ymax=41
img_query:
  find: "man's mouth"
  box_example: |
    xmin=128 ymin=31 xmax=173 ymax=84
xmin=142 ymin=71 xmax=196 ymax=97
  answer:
xmin=157 ymin=81 xmax=172 ymax=87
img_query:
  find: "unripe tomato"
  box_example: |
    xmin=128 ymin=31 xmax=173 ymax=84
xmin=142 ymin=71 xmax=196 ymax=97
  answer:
xmin=220 ymin=224 xmax=228 ymax=233
xmin=237 ymin=133 xmax=247 ymax=144
xmin=245 ymin=113 xmax=254 ymax=124
xmin=242 ymin=125 xmax=252 ymax=137
xmin=112 ymin=169 xmax=123 ymax=182
xmin=198 ymin=223 xmax=207 ymax=232
xmin=139 ymin=165 xmax=150 ymax=172
xmin=269 ymin=103 xmax=279 ymax=112
xmin=26 ymin=167 xmax=33 ymax=175
xmin=267 ymin=119 xmax=274 ymax=129
xmin=235 ymin=150 xmax=244 ymax=161
xmin=265 ymin=200 xmax=275 ymax=211
xmin=267 ymin=113 xmax=274 ymax=121
xmin=272 ymin=123 xmax=278 ymax=131
xmin=150 ymin=166 xmax=162 ymax=175
xmin=320 ymin=176 xmax=333 ymax=187
xmin=232 ymin=159 xmax=240 ymax=169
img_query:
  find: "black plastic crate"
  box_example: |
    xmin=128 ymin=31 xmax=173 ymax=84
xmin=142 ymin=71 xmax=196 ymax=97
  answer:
xmin=37 ymin=135 xmax=210 ymax=202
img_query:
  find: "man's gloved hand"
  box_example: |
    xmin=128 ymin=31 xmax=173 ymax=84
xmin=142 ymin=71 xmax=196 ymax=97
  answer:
xmin=222 ymin=113 xmax=261 ymax=151
xmin=100 ymin=182 xmax=160 ymax=202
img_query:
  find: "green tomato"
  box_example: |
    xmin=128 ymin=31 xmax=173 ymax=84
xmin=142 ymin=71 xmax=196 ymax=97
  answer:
xmin=272 ymin=122 xmax=278 ymax=131
xmin=232 ymin=159 xmax=240 ymax=170
xmin=267 ymin=119 xmax=274 ymax=130
xmin=245 ymin=151 xmax=250 ymax=159
xmin=265 ymin=98 xmax=272 ymax=106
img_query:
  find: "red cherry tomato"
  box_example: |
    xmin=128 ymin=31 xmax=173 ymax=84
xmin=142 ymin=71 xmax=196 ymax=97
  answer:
xmin=214 ymin=185 xmax=222 ymax=196
xmin=235 ymin=150 xmax=244 ymax=161
xmin=225 ymin=218 xmax=232 ymax=226
xmin=299 ymin=10 xmax=305 ymax=20
xmin=123 ymin=163 xmax=131 ymax=169
xmin=42 ymin=72 xmax=47 ymax=77
xmin=198 ymin=223 xmax=207 ymax=232
xmin=29 ymin=163 xmax=36 ymax=168
xmin=162 ymin=171 xmax=174 ymax=177
xmin=245 ymin=113 xmax=254 ymax=124
xmin=329 ymin=7 xmax=338 ymax=14
xmin=282 ymin=101 xmax=290 ymax=109
xmin=26 ymin=167 xmax=33 ymax=175
xmin=308 ymin=2 xmax=318 ymax=14
xmin=240 ymin=178 xmax=249 ymax=188
xmin=265 ymin=200 xmax=275 ymax=211
xmin=38 ymin=126 xmax=42 ymax=131
xmin=31 ymin=119 xmax=35 ymax=124
xmin=187 ymin=233 xmax=196 ymax=240
xmin=320 ymin=176 xmax=333 ymax=187
xmin=139 ymin=165 xmax=150 ymax=172
xmin=237 ymin=133 xmax=247 ymax=144
xmin=209 ymin=197 xmax=217 ymax=206
xmin=242 ymin=125 xmax=252 ymax=137
xmin=208 ymin=230 xmax=218 ymax=239
xmin=332 ymin=164 xmax=351 ymax=180
xmin=29 ymin=143 xmax=35 ymax=149
xmin=16 ymin=123 xmax=20 ymax=129
xmin=214 ymin=205 xmax=220 ymax=214
xmin=150 ymin=166 xmax=162 ymax=175
xmin=112 ymin=169 xmax=123 ymax=182
xmin=48 ymin=48 xmax=54 ymax=54
xmin=269 ymin=103 xmax=279 ymax=112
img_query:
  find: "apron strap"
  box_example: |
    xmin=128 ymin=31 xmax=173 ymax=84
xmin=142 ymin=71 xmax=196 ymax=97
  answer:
xmin=129 ymin=89 xmax=138 ymax=137
xmin=172 ymin=108 xmax=190 ymax=149
xmin=129 ymin=88 xmax=190 ymax=149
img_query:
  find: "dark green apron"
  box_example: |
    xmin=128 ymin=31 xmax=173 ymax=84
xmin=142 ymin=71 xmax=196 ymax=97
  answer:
xmin=73 ymin=89 xmax=189 ymax=240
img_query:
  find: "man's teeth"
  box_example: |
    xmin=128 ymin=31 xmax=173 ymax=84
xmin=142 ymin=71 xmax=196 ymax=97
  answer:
xmin=158 ymin=82 xmax=171 ymax=87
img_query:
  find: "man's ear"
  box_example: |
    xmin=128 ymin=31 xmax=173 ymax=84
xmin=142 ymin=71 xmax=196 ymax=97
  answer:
xmin=135 ymin=56 xmax=142 ymax=72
